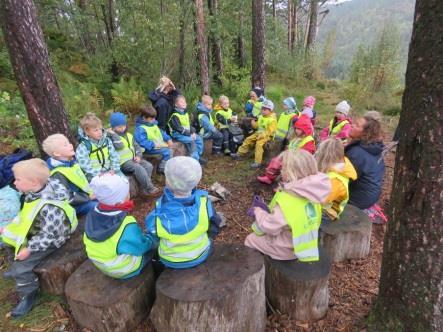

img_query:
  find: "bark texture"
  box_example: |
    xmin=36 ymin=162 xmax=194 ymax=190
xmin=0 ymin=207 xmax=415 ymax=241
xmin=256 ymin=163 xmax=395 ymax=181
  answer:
xmin=251 ymin=0 xmax=265 ymax=89
xmin=34 ymin=231 xmax=87 ymax=295
xmin=319 ymin=205 xmax=372 ymax=262
xmin=265 ymin=248 xmax=331 ymax=322
xmin=208 ymin=0 xmax=223 ymax=86
xmin=305 ymin=0 xmax=318 ymax=53
xmin=371 ymin=1 xmax=443 ymax=331
xmin=65 ymin=260 xmax=155 ymax=332
xmin=195 ymin=0 xmax=210 ymax=95
xmin=151 ymin=244 xmax=266 ymax=332
xmin=0 ymin=0 xmax=74 ymax=156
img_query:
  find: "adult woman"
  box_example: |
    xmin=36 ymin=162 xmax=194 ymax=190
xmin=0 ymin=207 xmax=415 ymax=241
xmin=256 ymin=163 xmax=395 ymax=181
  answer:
xmin=148 ymin=76 xmax=180 ymax=133
xmin=345 ymin=113 xmax=385 ymax=210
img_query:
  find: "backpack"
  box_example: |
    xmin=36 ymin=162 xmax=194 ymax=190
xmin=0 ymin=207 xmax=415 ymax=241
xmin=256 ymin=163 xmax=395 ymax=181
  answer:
xmin=0 ymin=148 xmax=33 ymax=188
xmin=228 ymin=124 xmax=244 ymax=145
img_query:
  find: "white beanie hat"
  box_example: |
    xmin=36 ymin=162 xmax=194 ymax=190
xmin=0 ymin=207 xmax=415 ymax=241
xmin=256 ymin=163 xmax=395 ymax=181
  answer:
xmin=165 ymin=156 xmax=202 ymax=196
xmin=335 ymin=100 xmax=351 ymax=116
xmin=90 ymin=174 xmax=129 ymax=205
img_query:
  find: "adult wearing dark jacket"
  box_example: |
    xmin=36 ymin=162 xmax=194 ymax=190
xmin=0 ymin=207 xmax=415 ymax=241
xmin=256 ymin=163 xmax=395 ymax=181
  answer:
xmin=148 ymin=76 xmax=180 ymax=133
xmin=345 ymin=113 xmax=385 ymax=210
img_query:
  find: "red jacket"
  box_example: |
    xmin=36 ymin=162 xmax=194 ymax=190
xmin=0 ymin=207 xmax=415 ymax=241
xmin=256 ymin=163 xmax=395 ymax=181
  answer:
xmin=293 ymin=115 xmax=316 ymax=154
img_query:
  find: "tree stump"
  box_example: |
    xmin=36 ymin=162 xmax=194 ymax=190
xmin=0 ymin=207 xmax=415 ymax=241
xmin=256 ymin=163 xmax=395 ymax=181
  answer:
xmin=143 ymin=153 xmax=162 ymax=178
xmin=264 ymin=248 xmax=331 ymax=322
xmin=127 ymin=175 xmax=140 ymax=199
xmin=320 ymin=205 xmax=372 ymax=262
xmin=34 ymin=231 xmax=87 ymax=295
xmin=171 ymin=141 xmax=189 ymax=157
xmin=65 ymin=260 xmax=155 ymax=332
xmin=151 ymin=244 xmax=266 ymax=332
xmin=264 ymin=140 xmax=282 ymax=162
xmin=203 ymin=139 xmax=213 ymax=157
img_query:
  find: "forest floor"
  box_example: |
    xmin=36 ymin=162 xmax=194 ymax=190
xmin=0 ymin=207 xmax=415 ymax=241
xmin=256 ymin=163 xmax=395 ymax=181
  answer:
xmin=0 ymin=141 xmax=396 ymax=332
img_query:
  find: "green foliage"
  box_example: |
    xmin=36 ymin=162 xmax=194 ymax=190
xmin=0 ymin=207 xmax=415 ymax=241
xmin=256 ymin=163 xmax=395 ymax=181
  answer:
xmin=111 ymin=77 xmax=146 ymax=116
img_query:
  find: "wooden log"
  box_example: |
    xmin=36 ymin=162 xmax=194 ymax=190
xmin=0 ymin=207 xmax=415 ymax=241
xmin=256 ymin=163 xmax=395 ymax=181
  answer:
xmin=151 ymin=244 xmax=266 ymax=332
xmin=34 ymin=231 xmax=87 ymax=295
xmin=203 ymin=138 xmax=213 ymax=157
xmin=171 ymin=141 xmax=189 ymax=157
xmin=143 ymin=153 xmax=162 ymax=178
xmin=65 ymin=260 xmax=155 ymax=332
xmin=264 ymin=248 xmax=331 ymax=322
xmin=320 ymin=205 xmax=372 ymax=262
xmin=264 ymin=139 xmax=282 ymax=162
xmin=127 ymin=175 xmax=140 ymax=199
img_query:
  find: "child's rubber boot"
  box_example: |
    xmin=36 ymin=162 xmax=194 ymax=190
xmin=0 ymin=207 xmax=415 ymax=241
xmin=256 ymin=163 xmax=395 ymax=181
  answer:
xmin=250 ymin=162 xmax=262 ymax=169
xmin=11 ymin=290 xmax=38 ymax=318
xmin=257 ymin=175 xmax=273 ymax=185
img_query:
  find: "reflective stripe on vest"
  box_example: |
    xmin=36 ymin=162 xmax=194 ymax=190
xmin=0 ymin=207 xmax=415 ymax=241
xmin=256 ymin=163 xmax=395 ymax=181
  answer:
xmin=269 ymin=191 xmax=321 ymax=262
xmin=169 ymin=112 xmax=190 ymax=132
xmin=83 ymin=216 xmax=143 ymax=278
xmin=50 ymin=163 xmax=92 ymax=195
xmin=2 ymin=199 xmax=78 ymax=257
xmin=141 ymin=124 xmax=165 ymax=146
xmin=198 ymin=113 xmax=214 ymax=135
xmin=215 ymin=108 xmax=233 ymax=129
xmin=325 ymin=171 xmax=350 ymax=219
xmin=275 ymin=112 xmax=296 ymax=139
xmin=156 ymin=196 xmax=210 ymax=263
xmin=117 ymin=133 xmax=135 ymax=165
xmin=86 ymin=141 xmax=110 ymax=172
xmin=288 ymin=135 xmax=315 ymax=151
xmin=328 ymin=119 xmax=349 ymax=136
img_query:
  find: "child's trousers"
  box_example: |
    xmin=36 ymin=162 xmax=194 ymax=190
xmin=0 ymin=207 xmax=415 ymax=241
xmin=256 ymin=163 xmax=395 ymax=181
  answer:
xmin=144 ymin=148 xmax=171 ymax=162
xmin=237 ymin=133 xmax=269 ymax=164
xmin=171 ymin=133 xmax=204 ymax=160
xmin=220 ymin=128 xmax=237 ymax=153
xmin=121 ymin=159 xmax=156 ymax=191
xmin=204 ymin=130 xmax=223 ymax=153
xmin=9 ymin=247 xmax=56 ymax=297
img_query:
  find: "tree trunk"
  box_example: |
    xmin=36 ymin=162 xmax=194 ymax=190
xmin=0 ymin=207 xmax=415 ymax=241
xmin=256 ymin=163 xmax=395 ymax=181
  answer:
xmin=371 ymin=1 xmax=443 ymax=331
xmin=288 ymin=0 xmax=292 ymax=50
xmin=178 ymin=0 xmax=186 ymax=87
xmin=0 ymin=0 xmax=74 ymax=156
xmin=208 ymin=0 xmax=223 ymax=87
xmin=251 ymin=0 xmax=265 ymax=89
xmin=291 ymin=0 xmax=298 ymax=53
xmin=194 ymin=0 xmax=210 ymax=95
xmin=305 ymin=0 xmax=318 ymax=54
xmin=237 ymin=11 xmax=247 ymax=68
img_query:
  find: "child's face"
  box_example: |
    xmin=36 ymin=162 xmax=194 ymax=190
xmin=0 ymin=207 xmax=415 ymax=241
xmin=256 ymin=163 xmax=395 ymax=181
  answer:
xmin=261 ymin=108 xmax=271 ymax=116
xmin=282 ymin=104 xmax=289 ymax=110
xmin=85 ymin=126 xmax=103 ymax=140
xmin=295 ymin=128 xmax=304 ymax=137
xmin=14 ymin=174 xmax=43 ymax=193
xmin=113 ymin=125 xmax=127 ymax=134
xmin=220 ymin=99 xmax=230 ymax=109
xmin=175 ymin=97 xmax=187 ymax=109
xmin=335 ymin=112 xmax=346 ymax=121
xmin=144 ymin=116 xmax=156 ymax=123
xmin=250 ymin=91 xmax=258 ymax=101
xmin=350 ymin=118 xmax=366 ymax=139
xmin=203 ymin=100 xmax=213 ymax=110
xmin=53 ymin=137 xmax=75 ymax=160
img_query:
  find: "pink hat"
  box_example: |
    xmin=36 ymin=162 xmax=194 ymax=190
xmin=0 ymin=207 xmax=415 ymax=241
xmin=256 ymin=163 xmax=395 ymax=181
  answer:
xmin=303 ymin=96 xmax=316 ymax=108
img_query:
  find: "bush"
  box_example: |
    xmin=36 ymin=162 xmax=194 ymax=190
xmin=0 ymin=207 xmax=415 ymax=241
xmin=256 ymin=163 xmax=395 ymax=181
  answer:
xmin=111 ymin=77 xmax=146 ymax=117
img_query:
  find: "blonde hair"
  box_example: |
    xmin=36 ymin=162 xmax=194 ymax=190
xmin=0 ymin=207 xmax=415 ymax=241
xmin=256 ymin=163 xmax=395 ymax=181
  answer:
xmin=79 ymin=112 xmax=102 ymax=131
xmin=12 ymin=158 xmax=50 ymax=185
xmin=201 ymin=95 xmax=213 ymax=104
xmin=315 ymin=138 xmax=344 ymax=173
xmin=218 ymin=95 xmax=229 ymax=104
xmin=42 ymin=134 xmax=68 ymax=157
xmin=281 ymin=150 xmax=318 ymax=182
xmin=156 ymin=76 xmax=175 ymax=93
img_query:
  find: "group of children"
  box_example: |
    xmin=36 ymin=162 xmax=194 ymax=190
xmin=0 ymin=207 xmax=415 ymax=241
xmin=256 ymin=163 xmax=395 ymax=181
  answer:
xmin=0 ymin=86 xmax=358 ymax=318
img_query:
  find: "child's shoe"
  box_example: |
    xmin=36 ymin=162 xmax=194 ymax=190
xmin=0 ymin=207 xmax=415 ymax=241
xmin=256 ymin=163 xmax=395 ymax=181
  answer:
xmin=250 ymin=162 xmax=262 ymax=169
xmin=257 ymin=175 xmax=273 ymax=185
xmin=230 ymin=153 xmax=241 ymax=160
xmin=142 ymin=187 xmax=161 ymax=197
xmin=11 ymin=290 xmax=38 ymax=318
xmin=199 ymin=157 xmax=208 ymax=166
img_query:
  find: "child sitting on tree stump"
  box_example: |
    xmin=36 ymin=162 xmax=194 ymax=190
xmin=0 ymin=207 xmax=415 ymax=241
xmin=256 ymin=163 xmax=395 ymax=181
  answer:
xmin=196 ymin=95 xmax=223 ymax=155
xmin=245 ymin=150 xmax=330 ymax=261
xmin=319 ymin=101 xmax=352 ymax=142
xmin=144 ymin=156 xmax=221 ymax=269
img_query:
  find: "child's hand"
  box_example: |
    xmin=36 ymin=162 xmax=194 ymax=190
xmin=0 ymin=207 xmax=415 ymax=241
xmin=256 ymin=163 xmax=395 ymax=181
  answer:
xmin=167 ymin=140 xmax=173 ymax=148
xmin=106 ymin=128 xmax=115 ymax=134
xmin=16 ymin=248 xmax=31 ymax=261
xmin=134 ymin=156 xmax=141 ymax=163
xmin=191 ymin=133 xmax=196 ymax=140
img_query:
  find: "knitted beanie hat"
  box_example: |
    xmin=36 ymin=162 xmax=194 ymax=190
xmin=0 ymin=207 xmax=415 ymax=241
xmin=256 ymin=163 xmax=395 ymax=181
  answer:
xmin=110 ymin=112 xmax=127 ymax=128
xmin=335 ymin=100 xmax=351 ymax=116
xmin=90 ymin=174 xmax=129 ymax=205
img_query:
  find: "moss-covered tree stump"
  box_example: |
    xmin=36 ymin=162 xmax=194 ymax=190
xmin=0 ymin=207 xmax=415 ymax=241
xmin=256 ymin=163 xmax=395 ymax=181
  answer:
xmin=34 ymin=232 xmax=87 ymax=295
xmin=264 ymin=248 xmax=331 ymax=322
xmin=65 ymin=260 xmax=155 ymax=332
xmin=320 ymin=205 xmax=372 ymax=262
xmin=151 ymin=244 xmax=266 ymax=332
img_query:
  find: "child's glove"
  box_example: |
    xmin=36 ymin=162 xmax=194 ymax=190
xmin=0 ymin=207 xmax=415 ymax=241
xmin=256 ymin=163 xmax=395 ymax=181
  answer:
xmin=247 ymin=195 xmax=269 ymax=218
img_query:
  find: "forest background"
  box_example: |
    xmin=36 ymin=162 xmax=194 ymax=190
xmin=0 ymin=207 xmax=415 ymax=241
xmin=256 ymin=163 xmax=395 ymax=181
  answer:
xmin=0 ymin=0 xmax=415 ymax=153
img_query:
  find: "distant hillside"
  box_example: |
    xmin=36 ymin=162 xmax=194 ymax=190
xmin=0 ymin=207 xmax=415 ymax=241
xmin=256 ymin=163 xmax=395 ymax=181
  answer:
xmin=317 ymin=0 xmax=415 ymax=79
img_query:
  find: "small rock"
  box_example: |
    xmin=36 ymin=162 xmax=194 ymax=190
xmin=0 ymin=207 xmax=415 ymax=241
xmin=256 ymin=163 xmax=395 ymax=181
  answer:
xmin=210 ymin=182 xmax=231 ymax=200
xmin=218 ymin=212 xmax=227 ymax=228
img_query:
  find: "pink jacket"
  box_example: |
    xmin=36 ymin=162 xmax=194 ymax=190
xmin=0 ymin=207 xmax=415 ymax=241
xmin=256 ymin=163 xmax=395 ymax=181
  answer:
xmin=245 ymin=173 xmax=331 ymax=260
xmin=320 ymin=117 xmax=351 ymax=141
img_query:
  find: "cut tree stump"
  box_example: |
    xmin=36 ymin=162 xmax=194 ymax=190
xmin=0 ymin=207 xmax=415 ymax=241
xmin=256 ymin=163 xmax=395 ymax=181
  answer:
xmin=151 ymin=244 xmax=266 ymax=332
xmin=265 ymin=248 xmax=332 ymax=322
xmin=203 ymin=139 xmax=213 ymax=157
xmin=320 ymin=205 xmax=372 ymax=262
xmin=127 ymin=175 xmax=140 ymax=199
xmin=264 ymin=140 xmax=282 ymax=162
xmin=65 ymin=260 xmax=155 ymax=332
xmin=143 ymin=153 xmax=162 ymax=178
xmin=34 ymin=231 xmax=87 ymax=295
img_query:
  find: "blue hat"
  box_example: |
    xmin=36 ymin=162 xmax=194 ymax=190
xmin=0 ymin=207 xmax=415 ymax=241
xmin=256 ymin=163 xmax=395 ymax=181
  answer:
xmin=283 ymin=97 xmax=297 ymax=110
xmin=110 ymin=112 xmax=127 ymax=128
